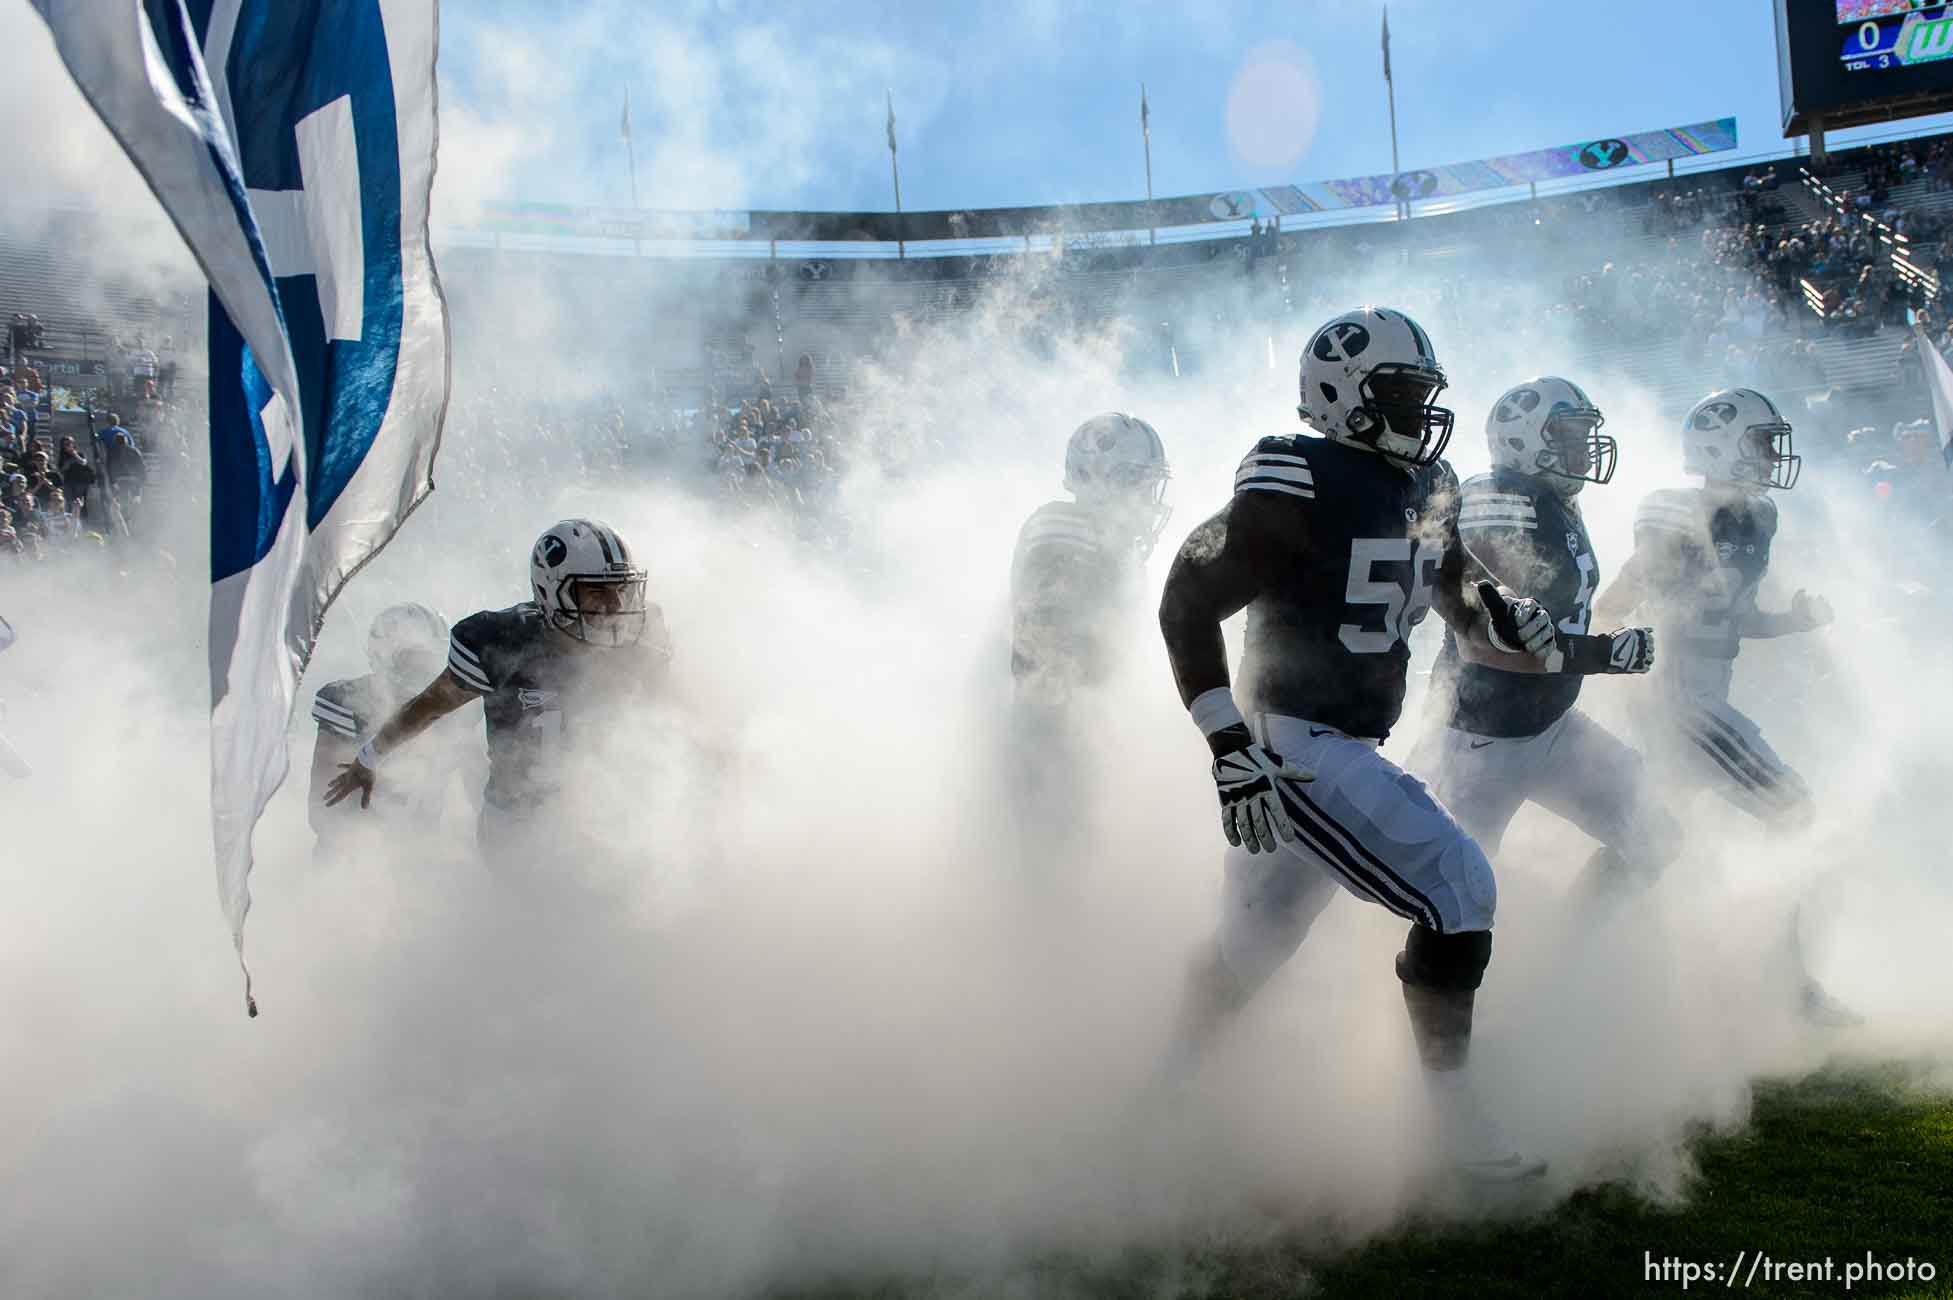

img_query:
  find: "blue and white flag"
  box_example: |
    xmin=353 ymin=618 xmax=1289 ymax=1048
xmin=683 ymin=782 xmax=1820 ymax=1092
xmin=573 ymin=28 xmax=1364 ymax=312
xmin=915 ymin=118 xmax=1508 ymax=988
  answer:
xmin=1923 ymin=329 xmax=1953 ymax=469
xmin=32 ymin=0 xmax=449 ymax=1013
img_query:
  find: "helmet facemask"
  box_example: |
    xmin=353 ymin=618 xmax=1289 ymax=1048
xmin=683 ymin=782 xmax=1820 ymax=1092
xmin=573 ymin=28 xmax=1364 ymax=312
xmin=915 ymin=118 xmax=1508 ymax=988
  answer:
xmin=1735 ymin=421 xmax=1800 ymax=491
xmin=1540 ymin=406 xmax=1617 ymax=495
xmin=1088 ymin=460 xmax=1173 ymax=556
xmin=1344 ymin=363 xmax=1454 ymax=468
xmin=544 ymin=573 xmax=649 ymax=647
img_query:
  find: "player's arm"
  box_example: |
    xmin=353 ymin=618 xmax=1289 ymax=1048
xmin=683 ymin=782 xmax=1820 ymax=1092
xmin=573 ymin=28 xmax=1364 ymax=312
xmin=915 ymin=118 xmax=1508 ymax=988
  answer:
xmin=1012 ymin=545 xmax=1100 ymax=697
xmin=307 ymin=731 xmax=358 ymax=834
xmin=322 ymin=671 xmax=478 ymax=809
xmin=307 ymin=687 xmax=365 ymax=832
xmin=1158 ymin=489 xmax=1314 ymax=854
xmin=1440 ymin=531 xmax=1653 ymax=677
xmin=1741 ymin=590 xmax=1832 ymax=638
xmin=1591 ymin=546 xmax=1652 ymax=627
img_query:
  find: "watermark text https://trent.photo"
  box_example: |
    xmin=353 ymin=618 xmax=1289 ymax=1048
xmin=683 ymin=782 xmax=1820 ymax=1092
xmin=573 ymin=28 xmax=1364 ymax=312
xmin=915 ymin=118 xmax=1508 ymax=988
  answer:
xmin=1645 ymin=1250 xmax=1939 ymax=1290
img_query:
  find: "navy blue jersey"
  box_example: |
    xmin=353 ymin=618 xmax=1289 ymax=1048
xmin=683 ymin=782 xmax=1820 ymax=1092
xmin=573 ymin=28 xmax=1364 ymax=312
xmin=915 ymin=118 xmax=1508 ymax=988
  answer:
xmin=1009 ymin=499 xmax=1140 ymax=693
xmin=311 ymin=673 xmax=382 ymax=741
xmin=447 ymin=602 xmax=671 ymax=811
xmin=1171 ymin=435 xmax=1468 ymax=737
xmin=1431 ymin=470 xmax=1598 ymax=737
xmin=1633 ymin=487 xmax=1777 ymax=665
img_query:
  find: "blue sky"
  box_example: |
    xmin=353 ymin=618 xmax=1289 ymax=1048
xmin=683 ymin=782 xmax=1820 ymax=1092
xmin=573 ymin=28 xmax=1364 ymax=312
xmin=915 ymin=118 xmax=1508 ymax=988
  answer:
xmin=436 ymin=0 xmax=1946 ymax=218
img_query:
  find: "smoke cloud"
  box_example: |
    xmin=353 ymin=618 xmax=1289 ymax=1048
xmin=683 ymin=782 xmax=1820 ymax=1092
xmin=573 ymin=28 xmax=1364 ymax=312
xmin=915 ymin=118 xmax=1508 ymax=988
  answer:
xmin=4 ymin=9 xmax=1953 ymax=1300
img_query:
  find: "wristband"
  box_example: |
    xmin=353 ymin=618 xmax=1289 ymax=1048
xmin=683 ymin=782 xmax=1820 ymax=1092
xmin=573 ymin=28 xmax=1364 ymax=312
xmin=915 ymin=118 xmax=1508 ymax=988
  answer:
xmin=1189 ymin=687 xmax=1246 ymax=737
xmin=355 ymin=738 xmax=383 ymax=771
xmin=1557 ymin=632 xmax=1619 ymax=675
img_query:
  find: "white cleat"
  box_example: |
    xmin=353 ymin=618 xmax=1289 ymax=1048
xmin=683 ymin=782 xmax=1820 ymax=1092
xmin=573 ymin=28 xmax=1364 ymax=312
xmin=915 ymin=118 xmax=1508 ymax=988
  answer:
xmin=1801 ymin=981 xmax=1865 ymax=1030
xmin=1425 ymin=1067 xmax=1548 ymax=1185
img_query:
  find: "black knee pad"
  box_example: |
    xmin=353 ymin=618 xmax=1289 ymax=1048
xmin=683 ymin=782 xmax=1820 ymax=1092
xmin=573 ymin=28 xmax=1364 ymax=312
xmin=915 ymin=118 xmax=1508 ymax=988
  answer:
xmin=1395 ymin=925 xmax=1493 ymax=992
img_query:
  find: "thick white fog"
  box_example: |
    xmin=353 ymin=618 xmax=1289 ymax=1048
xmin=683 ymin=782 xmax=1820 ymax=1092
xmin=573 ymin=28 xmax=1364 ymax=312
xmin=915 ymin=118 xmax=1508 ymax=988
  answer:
xmin=5 ymin=9 xmax=1953 ymax=1300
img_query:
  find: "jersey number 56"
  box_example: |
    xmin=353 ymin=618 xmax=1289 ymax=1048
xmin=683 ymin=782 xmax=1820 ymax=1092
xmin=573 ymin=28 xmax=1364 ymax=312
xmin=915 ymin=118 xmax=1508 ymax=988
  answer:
xmin=1338 ymin=538 xmax=1443 ymax=654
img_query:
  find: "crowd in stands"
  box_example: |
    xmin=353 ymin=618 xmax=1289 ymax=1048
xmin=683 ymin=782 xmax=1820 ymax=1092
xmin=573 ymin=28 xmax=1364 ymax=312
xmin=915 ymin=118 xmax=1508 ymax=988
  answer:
xmin=0 ymin=355 xmax=184 ymax=563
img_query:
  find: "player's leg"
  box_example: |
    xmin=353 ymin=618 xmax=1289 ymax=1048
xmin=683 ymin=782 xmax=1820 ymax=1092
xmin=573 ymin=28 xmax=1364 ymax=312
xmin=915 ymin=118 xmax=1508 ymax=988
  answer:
xmin=1673 ymin=697 xmax=1814 ymax=831
xmin=1154 ymin=833 xmax=1341 ymax=1091
xmin=1528 ymin=709 xmax=1683 ymax=887
xmin=1670 ymin=699 xmax=1856 ymax=1024
xmin=1403 ymin=722 xmax=1535 ymax=858
xmin=1260 ymin=719 xmax=1541 ymax=1181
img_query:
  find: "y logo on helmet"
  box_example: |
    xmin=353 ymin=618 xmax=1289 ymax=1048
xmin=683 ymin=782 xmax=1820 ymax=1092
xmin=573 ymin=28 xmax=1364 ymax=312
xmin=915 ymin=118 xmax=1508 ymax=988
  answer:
xmin=536 ymin=535 xmax=569 ymax=568
xmin=1694 ymin=401 xmax=1741 ymax=430
xmin=1495 ymin=389 xmax=1542 ymax=422
xmin=1313 ymin=323 xmax=1371 ymax=364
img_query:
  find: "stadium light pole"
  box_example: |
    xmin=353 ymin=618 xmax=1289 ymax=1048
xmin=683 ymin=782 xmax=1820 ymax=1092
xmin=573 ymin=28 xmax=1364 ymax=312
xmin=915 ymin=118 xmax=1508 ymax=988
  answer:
xmin=886 ymin=89 xmax=905 ymax=259
xmin=1141 ymin=82 xmax=1156 ymax=246
xmin=621 ymin=86 xmax=641 ymax=257
xmin=1383 ymin=6 xmax=1404 ymax=221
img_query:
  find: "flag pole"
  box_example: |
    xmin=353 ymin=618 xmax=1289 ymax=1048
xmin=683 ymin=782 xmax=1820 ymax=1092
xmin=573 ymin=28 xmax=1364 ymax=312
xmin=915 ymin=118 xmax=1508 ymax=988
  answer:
xmin=622 ymin=86 xmax=641 ymax=256
xmin=886 ymin=89 xmax=905 ymax=259
xmin=1141 ymin=82 xmax=1156 ymax=246
xmin=1383 ymin=6 xmax=1404 ymax=221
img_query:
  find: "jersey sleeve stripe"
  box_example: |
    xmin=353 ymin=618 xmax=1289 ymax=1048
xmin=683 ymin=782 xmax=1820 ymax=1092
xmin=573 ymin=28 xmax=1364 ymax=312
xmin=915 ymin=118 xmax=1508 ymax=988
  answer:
xmin=311 ymin=697 xmax=357 ymax=724
xmin=1634 ymin=512 xmax=1694 ymax=536
xmin=449 ymin=637 xmax=483 ymax=666
xmin=447 ymin=650 xmax=492 ymax=692
xmin=1467 ymin=492 xmax=1537 ymax=508
xmin=1240 ymin=452 xmax=1312 ymax=471
xmin=1459 ymin=517 xmax=1538 ymax=532
xmin=1235 ymin=464 xmax=1315 ymax=490
xmin=1236 ymin=477 xmax=1316 ymax=500
xmin=310 ymin=702 xmax=360 ymax=737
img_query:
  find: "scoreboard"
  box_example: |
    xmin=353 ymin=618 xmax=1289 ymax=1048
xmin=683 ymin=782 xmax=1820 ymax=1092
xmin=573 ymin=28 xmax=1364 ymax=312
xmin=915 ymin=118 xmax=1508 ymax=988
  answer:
xmin=1778 ymin=0 xmax=1953 ymax=135
xmin=1839 ymin=3 xmax=1953 ymax=72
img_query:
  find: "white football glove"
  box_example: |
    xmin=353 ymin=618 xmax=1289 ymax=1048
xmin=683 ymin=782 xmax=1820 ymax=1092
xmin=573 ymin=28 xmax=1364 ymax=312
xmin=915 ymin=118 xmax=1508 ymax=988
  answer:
xmin=1791 ymin=590 xmax=1833 ymax=632
xmin=1476 ymin=581 xmax=1561 ymax=668
xmin=1208 ymin=725 xmax=1316 ymax=854
xmin=1603 ymin=627 xmax=1655 ymax=673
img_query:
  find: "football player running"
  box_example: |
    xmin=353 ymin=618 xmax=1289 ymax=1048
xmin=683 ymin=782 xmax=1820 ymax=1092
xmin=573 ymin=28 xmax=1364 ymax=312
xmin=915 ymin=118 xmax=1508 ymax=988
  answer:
xmin=1010 ymin=412 xmax=1172 ymax=702
xmin=324 ymin=519 xmax=673 ymax=869
xmin=1155 ymin=309 xmax=1648 ymax=1183
xmin=0 ymin=611 xmax=26 ymax=779
xmin=1009 ymin=413 xmax=1171 ymax=871
xmin=1592 ymin=389 xmax=1855 ymax=1024
xmin=308 ymin=602 xmax=453 ymax=850
xmin=1408 ymin=378 xmax=1677 ymax=886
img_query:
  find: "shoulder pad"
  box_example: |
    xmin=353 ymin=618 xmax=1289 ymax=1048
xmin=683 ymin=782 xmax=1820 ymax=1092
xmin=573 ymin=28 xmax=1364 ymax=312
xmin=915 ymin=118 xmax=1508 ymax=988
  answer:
xmin=1015 ymin=500 xmax=1102 ymax=555
xmin=1634 ymin=488 xmax=1701 ymax=538
xmin=1457 ymin=474 xmax=1540 ymax=532
xmin=1233 ymin=435 xmax=1314 ymax=501
xmin=447 ymin=607 xmax=519 ymax=694
xmin=1751 ymin=493 xmax=1781 ymax=535
xmin=311 ymin=677 xmax=366 ymax=738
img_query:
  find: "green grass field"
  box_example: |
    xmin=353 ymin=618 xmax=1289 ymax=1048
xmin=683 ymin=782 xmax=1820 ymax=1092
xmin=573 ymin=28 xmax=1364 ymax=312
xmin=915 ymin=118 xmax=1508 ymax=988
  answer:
xmin=778 ymin=1066 xmax=1953 ymax=1299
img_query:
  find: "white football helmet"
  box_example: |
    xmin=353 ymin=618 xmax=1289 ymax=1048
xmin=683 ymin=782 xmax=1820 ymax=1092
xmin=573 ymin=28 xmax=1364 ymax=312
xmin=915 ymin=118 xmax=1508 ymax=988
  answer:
xmin=1485 ymin=376 xmax=1617 ymax=496
xmin=367 ymin=602 xmax=449 ymax=693
xmin=1682 ymin=388 xmax=1800 ymax=492
xmin=530 ymin=518 xmax=649 ymax=647
xmin=1063 ymin=411 xmax=1172 ymax=553
xmin=1297 ymin=307 xmax=1453 ymax=467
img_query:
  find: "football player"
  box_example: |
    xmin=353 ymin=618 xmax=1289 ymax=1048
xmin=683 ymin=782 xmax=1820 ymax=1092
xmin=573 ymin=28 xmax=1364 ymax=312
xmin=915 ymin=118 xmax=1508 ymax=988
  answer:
xmin=1408 ymin=378 xmax=1676 ymax=885
xmin=0 ymin=610 xmax=25 ymax=779
xmin=1155 ymin=309 xmax=1648 ymax=1182
xmin=307 ymin=602 xmax=451 ymax=847
xmin=1592 ymin=388 xmax=1853 ymax=1023
xmin=324 ymin=519 xmax=673 ymax=864
xmin=1008 ymin=413 xmax=1170 ymax=871
xmin=1010 ymin=412 xmax=1172 ymax=702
